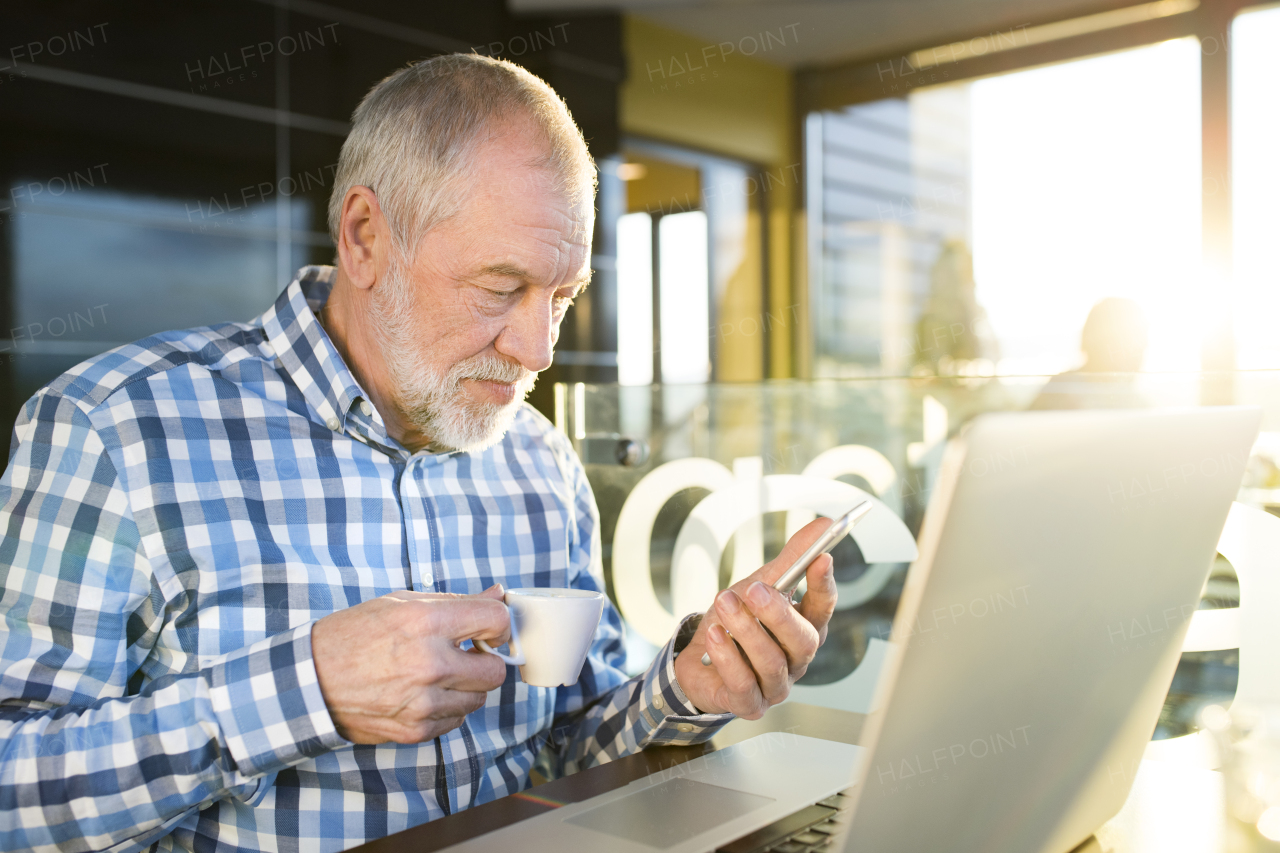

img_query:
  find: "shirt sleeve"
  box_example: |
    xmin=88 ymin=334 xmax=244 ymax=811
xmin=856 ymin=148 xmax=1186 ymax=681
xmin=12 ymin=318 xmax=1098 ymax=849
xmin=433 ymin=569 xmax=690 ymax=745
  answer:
xmin=537 ymin=441 xmax=733 ymax=778
xmin=0 ymin=390 xmax=346 ymax=853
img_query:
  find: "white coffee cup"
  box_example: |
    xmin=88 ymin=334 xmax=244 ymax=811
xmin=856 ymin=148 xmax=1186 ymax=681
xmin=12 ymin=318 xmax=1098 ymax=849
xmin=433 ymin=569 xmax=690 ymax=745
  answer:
xmin=474 ymin=588 xmax=606 ymax=687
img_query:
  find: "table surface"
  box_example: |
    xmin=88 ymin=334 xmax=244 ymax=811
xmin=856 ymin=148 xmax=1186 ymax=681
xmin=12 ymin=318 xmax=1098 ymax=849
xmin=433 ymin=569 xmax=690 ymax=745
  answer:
xmin=349 ymin=702 xmax=1225 ymax=853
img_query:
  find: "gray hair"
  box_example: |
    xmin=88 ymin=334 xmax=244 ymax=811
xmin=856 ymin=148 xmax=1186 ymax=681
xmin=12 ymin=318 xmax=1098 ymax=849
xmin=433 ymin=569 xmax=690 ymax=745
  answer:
xmin=327 ymin=53 xmax=596 ymax=257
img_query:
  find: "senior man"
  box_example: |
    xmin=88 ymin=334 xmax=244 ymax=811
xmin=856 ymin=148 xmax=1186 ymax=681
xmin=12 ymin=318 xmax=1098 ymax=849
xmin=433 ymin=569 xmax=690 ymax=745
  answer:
xmin=0 ymin=54 xmax=837 ymax=852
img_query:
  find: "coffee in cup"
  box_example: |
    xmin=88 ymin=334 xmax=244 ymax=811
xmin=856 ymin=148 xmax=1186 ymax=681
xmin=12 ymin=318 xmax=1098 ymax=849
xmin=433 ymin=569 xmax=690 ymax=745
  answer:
xmin=475 ymin=587 xmax=605 ymax=687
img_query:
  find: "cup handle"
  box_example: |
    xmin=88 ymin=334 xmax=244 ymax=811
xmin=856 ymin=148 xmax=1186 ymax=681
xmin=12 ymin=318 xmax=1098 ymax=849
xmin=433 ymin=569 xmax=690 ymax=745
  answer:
xmin=475 ymin=604 xmax=525 ymax=665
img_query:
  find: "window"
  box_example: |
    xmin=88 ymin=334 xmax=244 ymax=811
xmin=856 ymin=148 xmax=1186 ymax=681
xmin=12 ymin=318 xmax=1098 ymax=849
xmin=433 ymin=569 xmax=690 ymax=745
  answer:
xmin=807 ymin=38 xmax=1204 ymax=377
xmin=1232 ymin=4 xmax=1280 ymax=369
xmin=11 ymin=183 xmax=318 ymax=397
xmin=614 ymin=141 xmax=766 ymax=386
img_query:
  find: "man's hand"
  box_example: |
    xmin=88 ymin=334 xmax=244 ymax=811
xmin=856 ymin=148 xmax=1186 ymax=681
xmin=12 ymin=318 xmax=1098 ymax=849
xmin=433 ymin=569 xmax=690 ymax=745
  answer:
xmin=311 ymin=585 xmax=511 ymax=744
xmin=674 ymin=518 xmax=839 ymax=719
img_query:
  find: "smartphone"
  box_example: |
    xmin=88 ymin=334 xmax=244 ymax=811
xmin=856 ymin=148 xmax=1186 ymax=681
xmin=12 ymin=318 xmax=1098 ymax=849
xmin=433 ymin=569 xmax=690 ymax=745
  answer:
xmin=700 ymin=500 xmax=873 ymax=665
xmin=770 ymin=499 xmax=873 ymax=595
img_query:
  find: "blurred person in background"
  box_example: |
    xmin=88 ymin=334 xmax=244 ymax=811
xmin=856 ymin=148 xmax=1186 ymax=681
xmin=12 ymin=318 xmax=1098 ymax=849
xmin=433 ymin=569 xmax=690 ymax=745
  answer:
xmin=1030 ymin=297 xmax=1150 ymax=410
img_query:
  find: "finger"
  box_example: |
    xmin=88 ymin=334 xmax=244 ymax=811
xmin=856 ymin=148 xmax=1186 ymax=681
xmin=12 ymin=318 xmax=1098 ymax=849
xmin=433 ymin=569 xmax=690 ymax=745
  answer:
xmin=386 ymin=583 xmax=504 ymax=604
xmin=421 ymin=686 xmax=490 ymax=721
xmin=692 ymin=610 xmax=719 ymax=666
xmin=385 ymin=589 xmax=465 ymax=602
xmin=715 ymin=589 xmax=790 ymax=706
xmin=744 ymin=580 xmax=821 ymax=674
xmin=797 ymin=553 xmax=838 ymax=641
xmin=430 ymin=641 xmax=509 ymax=692
xmin=756 ymin=517 xmax=836 ymax=588
xmin=703 ymin=622 xmax=768 ymax=719
xmin=423 ymin=717 xmax=465 ymax=740
xmin=413 ymin=597 xmax=511 ymax=644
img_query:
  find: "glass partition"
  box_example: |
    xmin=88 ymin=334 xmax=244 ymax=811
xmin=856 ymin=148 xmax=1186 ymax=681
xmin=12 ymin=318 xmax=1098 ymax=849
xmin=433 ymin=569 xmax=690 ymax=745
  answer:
xmin=557 ymin=373 xmax=1280 ymax=740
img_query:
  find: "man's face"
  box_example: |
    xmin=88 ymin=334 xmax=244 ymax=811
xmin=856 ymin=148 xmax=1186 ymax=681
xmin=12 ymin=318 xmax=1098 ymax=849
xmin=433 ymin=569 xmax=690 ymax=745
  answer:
xmin=371 ymin=122 xmax=592 ymax=452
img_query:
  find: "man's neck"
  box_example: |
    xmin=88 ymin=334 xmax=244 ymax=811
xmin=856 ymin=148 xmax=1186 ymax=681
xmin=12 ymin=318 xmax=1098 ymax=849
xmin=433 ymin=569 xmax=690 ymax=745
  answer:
xmin=318 ymin=269 xmax=433 ymax=453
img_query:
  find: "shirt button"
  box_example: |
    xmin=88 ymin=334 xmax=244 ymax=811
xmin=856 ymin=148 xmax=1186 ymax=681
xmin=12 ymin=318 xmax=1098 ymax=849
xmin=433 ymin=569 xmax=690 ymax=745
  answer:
xmin=360 ymin=400 xmax=373 ymax=416
xmin=654 ymin=694 xmax=665 ymax=710
xmin=326 ymin=417 xmax=340 ymax=431
xmin=678 ymin=723 xmax=694 ymax=733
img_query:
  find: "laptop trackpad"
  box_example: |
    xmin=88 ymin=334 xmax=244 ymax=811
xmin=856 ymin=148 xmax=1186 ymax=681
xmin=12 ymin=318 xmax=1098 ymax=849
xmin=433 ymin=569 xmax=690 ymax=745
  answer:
xmin=566 ymin=777 xmax=775 ymax=849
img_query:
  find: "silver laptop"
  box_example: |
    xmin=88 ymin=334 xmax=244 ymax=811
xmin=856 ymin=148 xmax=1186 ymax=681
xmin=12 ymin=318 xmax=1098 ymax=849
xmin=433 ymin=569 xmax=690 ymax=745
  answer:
xmin=444 ymin=407 xmax=1260 ymax=853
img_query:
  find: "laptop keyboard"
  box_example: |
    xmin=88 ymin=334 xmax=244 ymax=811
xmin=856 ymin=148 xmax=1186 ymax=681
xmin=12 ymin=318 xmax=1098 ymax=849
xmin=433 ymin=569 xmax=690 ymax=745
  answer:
xmin=716 ymin=790 xmax=855 ymax=853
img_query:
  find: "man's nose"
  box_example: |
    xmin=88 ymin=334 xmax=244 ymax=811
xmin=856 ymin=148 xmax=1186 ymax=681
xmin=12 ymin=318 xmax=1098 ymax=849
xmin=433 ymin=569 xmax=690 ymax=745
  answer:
xmin=494 ymin=291 xmax=556 ymax=374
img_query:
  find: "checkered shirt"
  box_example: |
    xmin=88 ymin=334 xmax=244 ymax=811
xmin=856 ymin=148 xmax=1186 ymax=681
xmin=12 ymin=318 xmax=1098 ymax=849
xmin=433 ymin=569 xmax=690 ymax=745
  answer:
xmin=0 ymin=266 xmax=731 ymax=853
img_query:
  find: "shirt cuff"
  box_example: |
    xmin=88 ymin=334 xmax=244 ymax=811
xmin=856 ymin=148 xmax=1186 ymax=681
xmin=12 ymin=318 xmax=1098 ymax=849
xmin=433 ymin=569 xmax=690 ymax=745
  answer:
xmin=638 ymin=613 xmax=733 ymax=746
xmin=203 ymin=621 xmax=348 ymax=778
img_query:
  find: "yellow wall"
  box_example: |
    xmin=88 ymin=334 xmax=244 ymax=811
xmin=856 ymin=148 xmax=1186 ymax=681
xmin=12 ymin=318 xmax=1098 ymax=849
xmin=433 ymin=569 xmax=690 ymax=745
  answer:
xmin=620 ymin=16 xmax=801 ymax=379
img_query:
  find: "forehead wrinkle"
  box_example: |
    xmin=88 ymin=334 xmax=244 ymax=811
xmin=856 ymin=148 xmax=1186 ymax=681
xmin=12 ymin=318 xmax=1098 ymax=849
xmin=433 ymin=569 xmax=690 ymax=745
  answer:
xmin=506 ymin=207 xmax=587 ymax=242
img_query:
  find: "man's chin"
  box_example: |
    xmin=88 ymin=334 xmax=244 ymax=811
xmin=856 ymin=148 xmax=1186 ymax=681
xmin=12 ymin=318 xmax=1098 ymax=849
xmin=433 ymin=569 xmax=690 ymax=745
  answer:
xmin=425 ymin=398 xmax=525 ymax=454
xmin=404 ymin=372 xmax=536 ymax=454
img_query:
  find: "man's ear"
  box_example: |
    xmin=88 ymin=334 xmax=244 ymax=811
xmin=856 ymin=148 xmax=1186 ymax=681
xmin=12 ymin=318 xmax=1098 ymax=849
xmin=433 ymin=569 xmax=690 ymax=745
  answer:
xmin=336 ymin=186 xmax=389 ymax=292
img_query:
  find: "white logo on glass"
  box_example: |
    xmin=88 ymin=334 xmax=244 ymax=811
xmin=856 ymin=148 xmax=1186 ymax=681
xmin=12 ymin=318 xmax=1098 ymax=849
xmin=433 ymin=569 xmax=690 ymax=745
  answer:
xmin=610 ymin=445 xmax=920 ymax=712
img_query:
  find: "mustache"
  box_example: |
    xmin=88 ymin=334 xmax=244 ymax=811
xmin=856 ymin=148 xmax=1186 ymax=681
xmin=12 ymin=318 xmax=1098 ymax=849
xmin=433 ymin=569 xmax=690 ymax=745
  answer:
xmin=449 ymin=355 xmax=536 ymax=386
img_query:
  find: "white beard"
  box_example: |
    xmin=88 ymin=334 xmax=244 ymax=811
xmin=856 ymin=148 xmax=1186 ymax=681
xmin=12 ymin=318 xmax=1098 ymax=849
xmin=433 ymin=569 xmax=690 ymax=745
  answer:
xmin=371 ymin=259 xmax=538 ymax=453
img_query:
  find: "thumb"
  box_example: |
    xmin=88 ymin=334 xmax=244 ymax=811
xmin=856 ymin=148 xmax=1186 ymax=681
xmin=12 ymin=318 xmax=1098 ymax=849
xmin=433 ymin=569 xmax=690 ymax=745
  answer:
xmin=477 ymin=583 xmax=506 ymax=601
xmin=760 ymin=516 xmax=834 ymax=586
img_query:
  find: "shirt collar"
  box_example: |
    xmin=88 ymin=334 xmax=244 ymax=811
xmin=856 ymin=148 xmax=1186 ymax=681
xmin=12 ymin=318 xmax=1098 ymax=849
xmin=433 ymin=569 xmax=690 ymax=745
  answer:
xmin=260 ymin=265 xmax=379 ymax=442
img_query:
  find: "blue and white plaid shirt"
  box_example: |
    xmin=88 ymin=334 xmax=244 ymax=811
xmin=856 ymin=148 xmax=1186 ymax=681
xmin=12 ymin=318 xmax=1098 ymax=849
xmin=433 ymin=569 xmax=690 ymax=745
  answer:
xmin=0 ymin=266 xmax=730 ymax=853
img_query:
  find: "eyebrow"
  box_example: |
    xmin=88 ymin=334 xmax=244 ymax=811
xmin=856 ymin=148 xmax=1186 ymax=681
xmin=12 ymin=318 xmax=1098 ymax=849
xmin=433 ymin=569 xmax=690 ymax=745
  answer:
xmin=478 ymin=262 xmax=530 ymax=279
xmin=476 ymin=263 xmax=592 ymax=291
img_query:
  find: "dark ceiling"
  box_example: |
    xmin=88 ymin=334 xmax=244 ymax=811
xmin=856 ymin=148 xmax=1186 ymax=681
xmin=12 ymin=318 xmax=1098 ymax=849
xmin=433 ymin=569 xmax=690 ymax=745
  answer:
xmin=509 ymin=0 xmax=1168 ymax=67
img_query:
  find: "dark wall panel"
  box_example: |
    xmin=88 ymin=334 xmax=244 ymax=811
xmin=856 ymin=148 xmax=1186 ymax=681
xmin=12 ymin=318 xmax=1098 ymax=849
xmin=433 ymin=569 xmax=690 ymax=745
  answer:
xmin=0 ymin=1 xmax=625 ymax=451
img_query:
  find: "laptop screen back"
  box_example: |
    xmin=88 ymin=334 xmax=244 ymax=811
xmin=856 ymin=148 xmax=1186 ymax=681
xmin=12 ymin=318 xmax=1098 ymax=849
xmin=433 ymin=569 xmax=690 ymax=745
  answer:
xmin=842 ymin=407 xmax=1259 ymax=853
